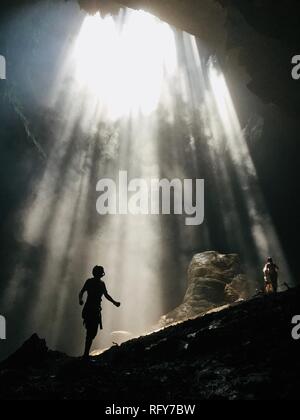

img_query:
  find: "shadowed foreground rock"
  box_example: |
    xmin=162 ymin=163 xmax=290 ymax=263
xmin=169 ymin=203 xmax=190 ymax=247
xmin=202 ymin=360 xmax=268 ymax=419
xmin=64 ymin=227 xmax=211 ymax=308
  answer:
xmin=1 ymin=287 xmax=300 ymax=400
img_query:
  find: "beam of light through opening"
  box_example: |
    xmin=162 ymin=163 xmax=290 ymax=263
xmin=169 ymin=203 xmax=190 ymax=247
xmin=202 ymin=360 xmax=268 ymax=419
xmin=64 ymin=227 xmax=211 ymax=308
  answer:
xmin=207 ymin=59 xmax=292 ymax=284
xmin=4 ymin=9 xmax=179 ymax=353
xmin=1 ymin=11 xmax=293 ymax=357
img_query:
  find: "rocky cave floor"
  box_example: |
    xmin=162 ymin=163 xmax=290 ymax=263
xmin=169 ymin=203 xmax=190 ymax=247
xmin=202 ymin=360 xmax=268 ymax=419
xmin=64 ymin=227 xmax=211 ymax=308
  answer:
xmin=1 ymin=288 xmax=300 ymax=400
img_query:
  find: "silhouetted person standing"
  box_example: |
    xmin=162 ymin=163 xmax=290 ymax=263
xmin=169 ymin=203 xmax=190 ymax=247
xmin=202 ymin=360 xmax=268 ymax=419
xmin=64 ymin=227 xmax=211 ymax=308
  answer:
xmin=79 ymin=266 xmax=120 ymax=359
xmin=263 ymin=257 xmax=279 ymax=293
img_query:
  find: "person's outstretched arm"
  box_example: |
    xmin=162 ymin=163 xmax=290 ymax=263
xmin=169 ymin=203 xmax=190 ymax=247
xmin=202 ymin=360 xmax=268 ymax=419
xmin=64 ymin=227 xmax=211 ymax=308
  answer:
xmin=79 ymin=281 xmax=88 ymax=306
xmin=104 ymin=286 xmax=120 ymax=307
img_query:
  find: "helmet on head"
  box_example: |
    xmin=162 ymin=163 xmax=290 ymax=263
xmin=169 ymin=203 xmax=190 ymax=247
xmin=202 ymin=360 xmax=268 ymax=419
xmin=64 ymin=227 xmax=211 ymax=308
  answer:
xmin=93 ymin=265 xmax=105 ymax=278
xmin=267 ymin=257 xmax=273 ymax=263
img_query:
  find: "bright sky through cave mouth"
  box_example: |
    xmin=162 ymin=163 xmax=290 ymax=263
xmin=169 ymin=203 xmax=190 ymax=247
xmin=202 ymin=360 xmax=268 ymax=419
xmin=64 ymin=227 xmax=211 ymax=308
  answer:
xmin=71 ymin=11 xmax=177 ymax=119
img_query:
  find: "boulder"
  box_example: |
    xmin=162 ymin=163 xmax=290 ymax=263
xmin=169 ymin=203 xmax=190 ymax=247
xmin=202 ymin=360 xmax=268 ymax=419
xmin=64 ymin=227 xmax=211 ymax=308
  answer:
xmin=159 ymin=251 xmax=253 ymax=327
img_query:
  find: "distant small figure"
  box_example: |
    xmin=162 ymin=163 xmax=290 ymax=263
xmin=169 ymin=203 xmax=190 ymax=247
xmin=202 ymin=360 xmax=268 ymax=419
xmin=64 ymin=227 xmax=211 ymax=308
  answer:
xmin=79 ymin=266 xmax=120 ymax=359
xmin=263 ymin=257 xmax=279 ymax=294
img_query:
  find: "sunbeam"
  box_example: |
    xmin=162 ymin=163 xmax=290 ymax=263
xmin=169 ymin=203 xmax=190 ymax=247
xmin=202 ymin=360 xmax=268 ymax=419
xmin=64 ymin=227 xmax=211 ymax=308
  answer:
xmin=206 ymin=59 xmax=292 ymax=282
